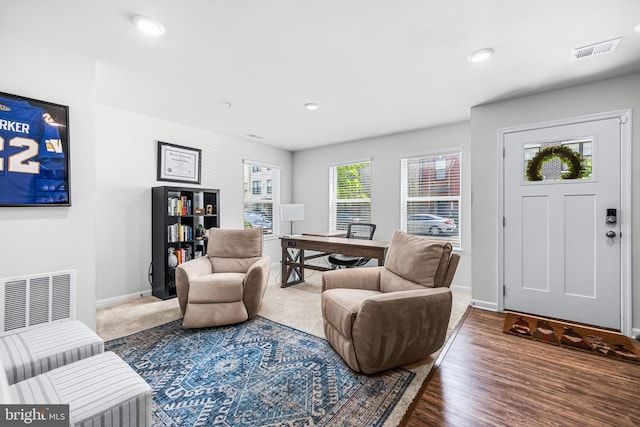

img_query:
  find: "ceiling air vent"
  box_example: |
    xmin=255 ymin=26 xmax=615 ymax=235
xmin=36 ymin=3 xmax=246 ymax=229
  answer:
xmin=571 ymin=38 xmax=621 ymax=61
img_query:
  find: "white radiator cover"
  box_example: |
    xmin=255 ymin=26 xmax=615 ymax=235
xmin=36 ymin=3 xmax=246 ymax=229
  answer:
xmin=0 ymin=270 xmax=76 ymax=335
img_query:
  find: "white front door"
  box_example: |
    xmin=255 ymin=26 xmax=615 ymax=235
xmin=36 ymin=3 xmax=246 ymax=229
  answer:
xmin=503 ymin=116 xmax=622 ymax=330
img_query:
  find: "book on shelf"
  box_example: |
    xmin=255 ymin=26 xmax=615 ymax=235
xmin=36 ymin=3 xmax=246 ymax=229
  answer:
xmin=173 ymin=246 xmax=193 ymax=266
xmin=167 ymin=223 xmax=193 ymax=242
xmin=167 ymin=196 xmax=193 ymax=216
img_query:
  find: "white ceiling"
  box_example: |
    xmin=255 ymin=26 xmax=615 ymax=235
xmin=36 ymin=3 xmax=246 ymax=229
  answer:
xmin=4 ymin=1 xmax=640 ymax=151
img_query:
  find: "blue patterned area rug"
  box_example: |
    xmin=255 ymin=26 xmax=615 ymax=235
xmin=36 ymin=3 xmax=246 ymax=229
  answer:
xmin=105 ymin=316 xmax=414 ymax=426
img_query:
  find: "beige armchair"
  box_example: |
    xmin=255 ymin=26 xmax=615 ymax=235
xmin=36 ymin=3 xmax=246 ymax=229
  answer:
xmin=321 ymin=229 xmax=459 ymax=374
xmin=175 ymin=227 xmax=270 ymax=328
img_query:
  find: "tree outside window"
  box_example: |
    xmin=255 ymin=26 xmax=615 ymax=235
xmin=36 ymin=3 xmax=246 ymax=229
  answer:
xmin=329 ymin=161 xmax=371 ymax=230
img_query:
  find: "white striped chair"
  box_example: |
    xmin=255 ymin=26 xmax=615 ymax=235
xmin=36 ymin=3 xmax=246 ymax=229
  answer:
xmin=0 ymin=320 xmax=104 ymax=385
xmin=6 ymin=351 xmax=152 ymax=426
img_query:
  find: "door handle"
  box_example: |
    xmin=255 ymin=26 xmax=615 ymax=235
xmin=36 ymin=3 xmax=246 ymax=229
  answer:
xmin=606 ymin=231 xmax=616 ymax=238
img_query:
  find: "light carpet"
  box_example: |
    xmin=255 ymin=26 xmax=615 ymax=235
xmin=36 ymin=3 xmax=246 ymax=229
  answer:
xmin=97 ymin=269 xmax=471 ymax=426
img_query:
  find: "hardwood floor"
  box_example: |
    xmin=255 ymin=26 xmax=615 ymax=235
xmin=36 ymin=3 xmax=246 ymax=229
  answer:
xmin=404 ymin=308 xmax=640 ymax=427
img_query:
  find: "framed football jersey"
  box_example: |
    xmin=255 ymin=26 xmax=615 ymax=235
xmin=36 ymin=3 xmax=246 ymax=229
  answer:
xmin=0 ymin=92 xmax=70 ymax=206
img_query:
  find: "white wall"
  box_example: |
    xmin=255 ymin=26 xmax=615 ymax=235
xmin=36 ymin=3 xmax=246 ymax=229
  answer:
xmin=3 ymin=36 xmax=635 ymax=335
xmin=470 ymin=72 xmax=640 ymax=331
xmin=292 ymin=122 xmax=471 ymax=288
xmin=95 ymin=105 xmax=292 ymax=304
xmin=0 ymin=43 xmax=97 ymax=329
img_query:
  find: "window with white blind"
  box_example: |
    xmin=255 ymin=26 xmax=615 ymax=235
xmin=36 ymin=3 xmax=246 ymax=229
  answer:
xmin=243 ymin=160 xmax=280 ymax=236
xmin=400 ymin=151 xmax=461 ymax=247
xmin=329 ymin=160 xmax=371 ymax=231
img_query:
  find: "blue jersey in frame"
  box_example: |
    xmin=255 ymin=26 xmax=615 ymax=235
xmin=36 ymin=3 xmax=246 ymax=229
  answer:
xmin=0 ymin=96 xmax=67 ymax=204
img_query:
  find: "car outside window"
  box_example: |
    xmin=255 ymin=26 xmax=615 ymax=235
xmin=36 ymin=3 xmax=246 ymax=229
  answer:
xmin=401 ymin=152 xmax=461 ymax=247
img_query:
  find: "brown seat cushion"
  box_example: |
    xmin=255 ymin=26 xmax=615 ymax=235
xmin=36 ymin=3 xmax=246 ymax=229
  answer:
xmin=189 ymin=273 xmax=245 ymax=303
xmin=321 ymin=288 xmax=380 ymax=339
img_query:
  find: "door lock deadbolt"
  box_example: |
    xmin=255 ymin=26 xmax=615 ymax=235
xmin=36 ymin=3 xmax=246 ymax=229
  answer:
xmin=606 ymin=208 xmax=617 ymax=224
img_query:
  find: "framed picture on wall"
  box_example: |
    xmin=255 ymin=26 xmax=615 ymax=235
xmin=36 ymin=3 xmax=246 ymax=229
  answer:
xmin=157 ymin=141 xmax=202 ymax=184
xmin=0 ymin=91 xmax=71 ymax=207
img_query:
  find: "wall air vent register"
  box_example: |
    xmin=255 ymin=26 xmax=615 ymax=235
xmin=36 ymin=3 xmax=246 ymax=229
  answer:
xmin=0 ymin=270 xmax=76 ymax=334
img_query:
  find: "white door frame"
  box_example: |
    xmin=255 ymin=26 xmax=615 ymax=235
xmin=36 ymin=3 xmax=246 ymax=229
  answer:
xmin=497 ymin=109 xmax=632 ymax=336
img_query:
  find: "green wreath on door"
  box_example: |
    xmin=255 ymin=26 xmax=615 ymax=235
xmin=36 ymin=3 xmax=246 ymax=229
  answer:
xmin=526 ymin=145 xmax=586 ymax=181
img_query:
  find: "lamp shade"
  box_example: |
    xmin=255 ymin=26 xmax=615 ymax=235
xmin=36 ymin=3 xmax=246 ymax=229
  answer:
xmin=281 ymin=204 xmax=305 ymax=221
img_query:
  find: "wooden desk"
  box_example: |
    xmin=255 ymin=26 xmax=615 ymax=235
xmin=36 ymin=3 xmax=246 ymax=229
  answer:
xmin=302 ymin=230 xmax=347 ymax=237
xmin=280 ymin=235 xmax=389 ymax=287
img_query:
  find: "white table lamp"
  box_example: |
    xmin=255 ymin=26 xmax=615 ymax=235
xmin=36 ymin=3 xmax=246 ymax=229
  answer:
xmin=281 ymin=204 xmax=305 ymax=236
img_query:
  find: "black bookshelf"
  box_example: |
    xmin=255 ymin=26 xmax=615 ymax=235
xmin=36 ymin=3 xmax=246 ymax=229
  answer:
xmin=151 ymin=186 xmax=220 ymax=299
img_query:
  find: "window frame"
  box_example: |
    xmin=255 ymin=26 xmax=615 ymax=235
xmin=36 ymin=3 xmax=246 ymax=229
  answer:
xmin=243 ymin=159 xmax=281 ymax=238
xmin=328 ymin=158 xmax=372 ymax=231
xmin=400 ymin=149 xmax=461 ymax=248
xmin=251 ymin=180 xmax=261 ymax=195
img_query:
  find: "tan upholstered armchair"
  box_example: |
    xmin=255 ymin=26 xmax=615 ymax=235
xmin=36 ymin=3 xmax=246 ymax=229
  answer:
xmin=175 ymin=227 xmax=270 ymax=328
xmin=321 ymin=230 xmax=459 ymax=374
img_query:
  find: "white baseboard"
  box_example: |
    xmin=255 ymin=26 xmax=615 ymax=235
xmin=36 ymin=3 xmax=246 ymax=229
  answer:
xmin=469 ymin=299 xmax=498 ymax=311
xmin=97 ymin=290 xmax=152 ymax=309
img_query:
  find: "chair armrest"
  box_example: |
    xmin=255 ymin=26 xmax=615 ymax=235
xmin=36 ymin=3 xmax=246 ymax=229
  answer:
xmin=352 ymin=287 xmax=452 ymax=374
xmin=243 ymin=255 xmax=271 ymax=319
xmin=442 ymin=253 xmax=460 ymax=288
xmin=321 ymin=267 xmax=383 ymax=292
xmin=175 ymin=257 xmax=213 ymax=315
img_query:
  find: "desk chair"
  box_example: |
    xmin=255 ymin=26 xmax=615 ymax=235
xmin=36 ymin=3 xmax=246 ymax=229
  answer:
xmin=328 ymin=222 xmax=376 ymax=269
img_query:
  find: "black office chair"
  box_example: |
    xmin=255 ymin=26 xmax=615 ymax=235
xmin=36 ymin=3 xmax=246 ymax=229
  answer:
xmin=328 ymin=222 xmax=377 ymax=269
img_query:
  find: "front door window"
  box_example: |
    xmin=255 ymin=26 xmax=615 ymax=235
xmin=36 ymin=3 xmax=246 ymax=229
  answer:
xmin=523 ymin=139 xmax=592 ymax=182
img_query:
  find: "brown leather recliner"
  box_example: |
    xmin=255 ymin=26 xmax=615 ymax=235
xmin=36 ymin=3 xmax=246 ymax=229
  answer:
xmin=175 ymin=227 xmax=270 ymax=328
xmin=321 ymin=229 xmax=459 ymax=374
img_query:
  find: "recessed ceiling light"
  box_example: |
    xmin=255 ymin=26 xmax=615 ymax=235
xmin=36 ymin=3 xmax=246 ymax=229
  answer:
xmin=132 ymin=15 xmax=165 ymax=36
xmin=304 ymin=103 xmax=319 ymax=111
xmin=467 ymin=48 xmax=495 ymax=63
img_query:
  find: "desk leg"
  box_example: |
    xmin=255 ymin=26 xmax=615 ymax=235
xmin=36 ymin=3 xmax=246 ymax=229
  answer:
xmin=281 ymin=247 xmax=305 ymax=288
xmin=281 ymin=246 xmax=288 ymax=285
